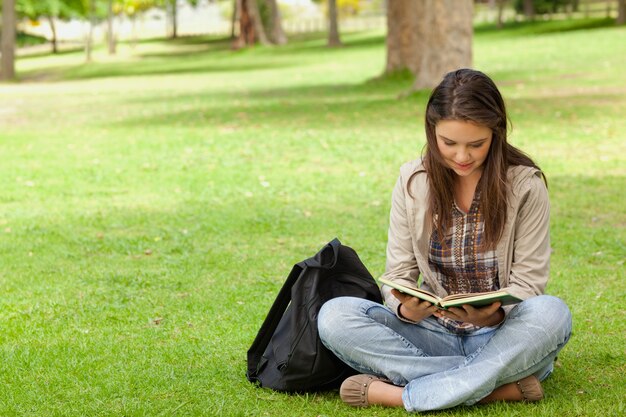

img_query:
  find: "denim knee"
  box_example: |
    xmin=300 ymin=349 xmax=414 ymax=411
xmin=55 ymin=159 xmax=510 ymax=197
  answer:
xmin=318 ymin=296 xmax=374 ymax=346
xmin=317 ymin=298 xmax=337 ymax=345
xmin=317 ymin=296 xmax=356 ymax=346
xmin=514 ymin=295 xmax=572 ymax=343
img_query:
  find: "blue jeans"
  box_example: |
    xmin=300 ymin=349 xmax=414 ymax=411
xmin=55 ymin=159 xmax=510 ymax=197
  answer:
xmin=318 ymin=295 xmax=572 ymax=412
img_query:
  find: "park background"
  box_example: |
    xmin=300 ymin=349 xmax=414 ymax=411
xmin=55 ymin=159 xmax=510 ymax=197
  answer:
xmin=1 ymin=0 xmax=625 ymax=416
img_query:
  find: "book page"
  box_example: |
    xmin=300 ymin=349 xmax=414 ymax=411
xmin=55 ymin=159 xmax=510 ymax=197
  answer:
xmin=378 ymin=278 xmax=441 ymax=304
xmin=440 ymin=291 xmax=521 ymax=308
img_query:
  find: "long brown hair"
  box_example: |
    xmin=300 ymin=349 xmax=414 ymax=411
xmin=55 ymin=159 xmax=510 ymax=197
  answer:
xmin=419 ymin=68 xmax=543 ymax=249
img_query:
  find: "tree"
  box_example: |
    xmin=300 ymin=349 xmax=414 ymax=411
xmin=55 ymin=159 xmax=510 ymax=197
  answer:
xmin=522 ymin=0 xmax=535 ymax=19
xmin=84 ymin=0 xmax=96 ymax=61
xmin=166 ymin=0 xmax=177 ymax=38
xmin=312 ymin=0 xmax=342 ymax=47
xmin=232 ymin=0 xmax=268 ymax=48
xmin=513 ymin=0 xmax=578 ymax=18
xmin=385 ymin=0 xmax=473 ymax=90
xmin=1 ymin=0 xmax=16 ymax=81
xmin=248 ymin=0 xmax=268 ymax=44
xmin=28 ymin=0 xmax=116 ymax=56
xmin=385 ymin=0 xmax=425 ymax=74
xmin=263 ymin=0 xmax=286 ymax=45
xmin=618 ymin=0 xmax=625 ymax=25
xmin=118 ymin=1 xmax=157 ymax=47
xmin=17 ymin=0 xmax=61 ymax=54
xmin=16 ymin=0 xmax=86 ymax=54
xmin=107 ymin=0 xmax=116 ymax=53
xmin=496 ymin=0 xmax=507 ymax=29
xmin=230 ymin=0 xmax=237 ymax=38
xmin=413 ymin=0 xmax=472 ymax=90
xmin=327 ymin=0 xmax=341 ymax=46
xmin=158 ymin=0 xmax=197 ymax=39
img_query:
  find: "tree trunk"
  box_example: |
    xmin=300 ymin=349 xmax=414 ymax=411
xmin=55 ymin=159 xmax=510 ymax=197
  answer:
xmin=231 ymin=0 xmax=239 ymax=39
xmin=131 ymin=15 xmax=138 ymax=49
xmin=233 ymin=0 xmax=254 ymax=48
xmin=413 ymin=0 xmax=473 ymax=90
xmin=171 ymin=0 xmax=178 ymax=39
xmin=85 ymin=0 xmax=96 ymax=62
xmin=107 ymin=0 xmax=117 ymax=54
xmin=496 ymin=0 xmax=506 ymax=29
xmin=618 ymin=0 xmax=626 ymax=25
xmin=385 ymin=0 xmax=425 ymax=74
xmin=233 ymin=0 xmax=268 ymax=48
xmin=523 ymin=0 xmax=535 ymax=20
xmin=47 ymin=15 xmax=59 ymax=54
xmin=265 ymin=0 xmax=287 ymax=45
xmin=328 ymin=0 xmax=342 ymax=47
xmin=248 ymin=0 xmax=269 ymax=44
xmin=1 ymin=0 xmax=16 ymax=81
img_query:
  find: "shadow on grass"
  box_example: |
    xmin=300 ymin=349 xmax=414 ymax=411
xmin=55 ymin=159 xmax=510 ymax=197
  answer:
xmin=19 ymin=55 xmax=301 ymax=83
xmin=102 ymin=73 xmax=429 ymax=132
xmin=96 ymin=75 xmax=626 ymax=158
xmin=64 ymin=60 xmax=299 ymax=80
xmin=136 ymin=36 xmax=235 ymax=59
xmin=268 ymin=31 xmax=386 ymax=55
xmin=19 ymin=31 xmax=385 ymax=83
xmin=475 ymin=17 xmax=618 ymax=36
xmin=18 ymin=45 xmax=85 ymax=60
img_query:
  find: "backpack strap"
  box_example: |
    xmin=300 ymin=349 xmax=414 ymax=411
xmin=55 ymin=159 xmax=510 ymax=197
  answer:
xmin=247 ymin=262 xmax=302 ymax=382
xmin=246 ymin=238 xmax=341 ymax=383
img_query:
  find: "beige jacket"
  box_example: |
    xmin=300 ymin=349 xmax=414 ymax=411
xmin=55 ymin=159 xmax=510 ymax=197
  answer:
xmin=381 ymin=159 xmax=551 ymax=315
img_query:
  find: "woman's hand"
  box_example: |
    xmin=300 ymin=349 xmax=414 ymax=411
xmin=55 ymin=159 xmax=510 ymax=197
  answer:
xmin=434 ymin=302 xmax=504 ymax=327
xmin=391 ymin=289 xmax=439 ymax=322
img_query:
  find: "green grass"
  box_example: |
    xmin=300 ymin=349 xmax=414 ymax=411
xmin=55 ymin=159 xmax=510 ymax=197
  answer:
xmin=1 ymin=18 xmax=625 ymax=416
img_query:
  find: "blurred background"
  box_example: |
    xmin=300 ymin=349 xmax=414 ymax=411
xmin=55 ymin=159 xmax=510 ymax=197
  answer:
xmin=6 ymin=0 xmax=626 ymax=57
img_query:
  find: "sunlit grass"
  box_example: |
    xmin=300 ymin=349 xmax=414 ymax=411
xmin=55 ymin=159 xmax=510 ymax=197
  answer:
xmin=1 ymin=19 xmax=625 ymax=416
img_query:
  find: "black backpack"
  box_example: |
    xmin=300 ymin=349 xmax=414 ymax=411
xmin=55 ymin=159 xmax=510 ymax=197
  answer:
xmin=246 ymin=238 xmax=383 ymax=392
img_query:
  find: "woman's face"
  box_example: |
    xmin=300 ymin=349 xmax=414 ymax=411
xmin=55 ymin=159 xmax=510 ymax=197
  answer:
xmin=435 ymin=119 xmax=493 ymax=181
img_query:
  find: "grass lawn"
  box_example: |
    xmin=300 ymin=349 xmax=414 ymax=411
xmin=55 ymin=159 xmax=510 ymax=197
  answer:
xmin=1 ymin=18 xmax=625 ymax=417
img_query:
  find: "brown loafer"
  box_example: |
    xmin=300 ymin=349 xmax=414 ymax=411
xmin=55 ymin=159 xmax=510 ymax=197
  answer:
xmin=339 ymin=374 xmax=389 ymax=407
xmin=516 ymin=375 xmax=544 ymax=402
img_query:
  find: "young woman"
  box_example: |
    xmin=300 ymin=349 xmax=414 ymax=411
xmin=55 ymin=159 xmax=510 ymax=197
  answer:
xmin=317 ymin=69 xmax=572 ymax=412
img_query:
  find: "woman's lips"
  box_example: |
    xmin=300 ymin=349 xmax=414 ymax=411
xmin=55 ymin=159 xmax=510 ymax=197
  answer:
xmin=455 ymin=162 xmax=473 ymax=170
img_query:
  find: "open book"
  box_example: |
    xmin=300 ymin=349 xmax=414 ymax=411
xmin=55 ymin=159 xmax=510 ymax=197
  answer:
xmin=379 ymin=277 xmax=522 ymax=309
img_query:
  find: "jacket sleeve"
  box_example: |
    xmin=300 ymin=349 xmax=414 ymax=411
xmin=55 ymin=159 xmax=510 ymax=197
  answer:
xmin=507 ymin=174 xmax=551 ymax=299
xmin=380 ymin=175 xmax=421 ymax=315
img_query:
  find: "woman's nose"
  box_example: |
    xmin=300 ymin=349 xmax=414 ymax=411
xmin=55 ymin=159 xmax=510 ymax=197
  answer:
xmin=457 ymin=148 xmax=470 ymax=161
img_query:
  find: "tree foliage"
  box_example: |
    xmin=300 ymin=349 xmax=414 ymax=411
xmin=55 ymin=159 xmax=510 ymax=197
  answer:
xmin=14 ymin=0 xmax=85 ymax=54
xmin=513 ymin=0 xmax=575 ymax=15
xmin=16 ymin=0 xmax=84 ymax=20
xmin=313 ymin=0 xmax=362 ymax=18
xmin=114 ymin=0 xmax=158 ymax=16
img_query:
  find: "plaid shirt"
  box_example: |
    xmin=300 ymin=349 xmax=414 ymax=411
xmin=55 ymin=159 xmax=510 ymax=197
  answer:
xmin=429 ymin=191 xmax=499 ymax=334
